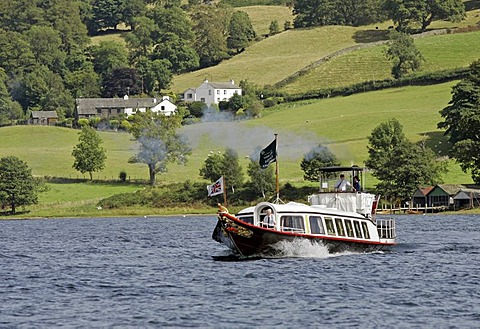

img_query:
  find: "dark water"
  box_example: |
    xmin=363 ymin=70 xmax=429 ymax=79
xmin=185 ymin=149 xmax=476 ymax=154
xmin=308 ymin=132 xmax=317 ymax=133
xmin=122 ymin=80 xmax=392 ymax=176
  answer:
xmin=1 ymin=214 xmax=479 ymax=328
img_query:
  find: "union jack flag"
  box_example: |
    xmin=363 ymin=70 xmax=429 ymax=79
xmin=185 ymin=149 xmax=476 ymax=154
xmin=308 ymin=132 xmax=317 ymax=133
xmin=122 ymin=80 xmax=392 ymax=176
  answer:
xmin=207 ymin=176 xmax=224 ymax=197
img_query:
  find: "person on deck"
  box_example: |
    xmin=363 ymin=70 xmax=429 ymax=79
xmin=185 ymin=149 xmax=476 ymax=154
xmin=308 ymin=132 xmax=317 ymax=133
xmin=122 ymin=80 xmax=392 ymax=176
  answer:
xmin=334 ymin=174 xmax=355 ymax=192
xmin=262 ymin=209 xmax=276 ymax=229
xmin=353 ymin=175 xmax=361 ymax=192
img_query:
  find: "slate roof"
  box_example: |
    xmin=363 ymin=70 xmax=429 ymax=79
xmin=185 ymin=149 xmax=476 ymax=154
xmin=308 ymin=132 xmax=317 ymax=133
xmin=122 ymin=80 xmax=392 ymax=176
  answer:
xmin=76 ymin=97 xmax=159 ymax=115
xmin=30 ymin=111 xmax=58 ymax=118
xmin=206 ymin=81 xmax=241 ymax=89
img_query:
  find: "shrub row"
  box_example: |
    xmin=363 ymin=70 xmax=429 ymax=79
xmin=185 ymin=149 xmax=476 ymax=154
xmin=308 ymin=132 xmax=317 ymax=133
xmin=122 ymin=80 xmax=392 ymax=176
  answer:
xmin=97 ymin=181 xmax=318 ymax=209
xmin=262 ymin=67 xmax=470 ymax=103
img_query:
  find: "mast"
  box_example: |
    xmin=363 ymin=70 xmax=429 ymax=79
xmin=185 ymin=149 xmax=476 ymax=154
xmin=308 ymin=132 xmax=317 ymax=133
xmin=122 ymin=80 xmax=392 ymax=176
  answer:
xmin=275 ymin=133 xmax=279 ymax=202
xmin=223 ymin=175 xmax=227 ymax=206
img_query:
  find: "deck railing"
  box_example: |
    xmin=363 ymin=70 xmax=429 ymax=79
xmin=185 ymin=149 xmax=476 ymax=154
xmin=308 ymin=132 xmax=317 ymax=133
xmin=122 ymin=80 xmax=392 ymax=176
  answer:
xmin=376 ymin=218 xmax=396 ymax=239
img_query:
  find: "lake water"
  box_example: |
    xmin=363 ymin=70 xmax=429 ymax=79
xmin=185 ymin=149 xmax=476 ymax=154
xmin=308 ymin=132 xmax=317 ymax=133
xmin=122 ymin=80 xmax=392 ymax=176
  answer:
xmin=1 ymin=214 xmax=479 ymax=328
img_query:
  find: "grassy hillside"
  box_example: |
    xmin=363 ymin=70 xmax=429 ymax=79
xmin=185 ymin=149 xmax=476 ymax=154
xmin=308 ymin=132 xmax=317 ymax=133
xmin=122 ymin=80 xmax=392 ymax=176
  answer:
xmin=239 ymin=5 xmax=294 ymax=36
xmin=171 ymin=25 xmax=366 ymax=92
xmin=0 ymin=82 xmax=473 ymax=186
xmin=279 ymin=30 xmax=480 ymax=93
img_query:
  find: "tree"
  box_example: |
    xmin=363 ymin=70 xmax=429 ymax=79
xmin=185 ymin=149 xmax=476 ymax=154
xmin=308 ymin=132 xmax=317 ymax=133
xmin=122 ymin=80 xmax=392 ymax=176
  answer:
xmin=72 ymin=126 xmax=107 ymax=180
xmin=151 ymin=33 xmax=199 ymax=73
xmin=438 ymin=60 xmax=480 ymax=184
xmin=227 ymin=11 xmax=256 ymax=53
xmin=125 ymin=16 xmax=157 ymax=59
xmin=0 ymin=156 xmax=42 ymax=214
xmin=90 ymin=41 xmax=129 ymax=77
xmin=24 ymin=26 xmax=66 ymax=74
xmin=199 ymin=148 xmax=244 ymax=192
xmin=102 ymin=67 xmax=143 ymax=98
xmin=247 ymin=159 xmax=275 ymax=199
xmin=0 ymin=69 xmax=23 ymax=125
xmin=88 ymin=0 xmax=132 ymax=34
xmin=293 ymin=0 xmax=385 ymax=28
xmin=199 ymin=151 xmax=224 ymax=182
xmin=128 ymin=112 xmax=191 ymax=185
xmin=135 ymin=58 xmax=173 ymax=95
xmin=221 ymin=148 xmax=244 ymax=192
xmin=385 ymin=31 xmax=424 ymax=79
xmin=366 ymin=119 xmax=447 ymax=202
xmin=190 ymin=5 xmax=230 ymax=68
xmin=269 ymin=20 xmax=280 ymax=35
xmin=21 ymin=65 xmax=74 ymax=117
xmin=384 ymin=0 xmax=465 ymax=32
xmin=300 ymin=145 xmax=340 ymax=182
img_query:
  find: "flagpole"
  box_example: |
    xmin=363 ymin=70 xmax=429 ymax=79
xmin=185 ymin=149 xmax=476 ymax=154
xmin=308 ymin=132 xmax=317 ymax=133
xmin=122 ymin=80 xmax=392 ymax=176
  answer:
xmin=222 ymin=175 xmax=227 ymax=206
xmin=274 ymin=134 xmax=279 ymax=203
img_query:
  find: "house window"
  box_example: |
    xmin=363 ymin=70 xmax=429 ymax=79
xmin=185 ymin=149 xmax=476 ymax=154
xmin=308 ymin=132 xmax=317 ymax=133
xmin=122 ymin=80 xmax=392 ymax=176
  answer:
xmin=217 ymin=98 xmax=220 ymax=102
xmin=161 ymin=106 xmax=165 ymax=111
xmin=97 ymin=109 xmax=102 ymax=114
xmin=187 ymin=93 xmax=192 ymax=99
xmin=223 ymin=90 xmax=227 ymax=94
xmin=200 ymin=98 xmax=205 ymax=102
xmin=217 ymin=90 xmax=220 ymax=95
xmin=209 ymin=90 xmax=212 ymax=95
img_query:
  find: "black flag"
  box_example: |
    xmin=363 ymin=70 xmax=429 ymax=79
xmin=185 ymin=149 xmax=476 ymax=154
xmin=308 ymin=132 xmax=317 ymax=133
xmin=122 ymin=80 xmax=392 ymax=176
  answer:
xmin=259 ymin=139 xmax=277 ymax=169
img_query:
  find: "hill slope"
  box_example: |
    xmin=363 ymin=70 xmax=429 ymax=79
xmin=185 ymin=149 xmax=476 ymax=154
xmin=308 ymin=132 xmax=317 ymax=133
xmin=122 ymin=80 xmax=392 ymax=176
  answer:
xmin=0 ymin=82 xmax=473 ymax=184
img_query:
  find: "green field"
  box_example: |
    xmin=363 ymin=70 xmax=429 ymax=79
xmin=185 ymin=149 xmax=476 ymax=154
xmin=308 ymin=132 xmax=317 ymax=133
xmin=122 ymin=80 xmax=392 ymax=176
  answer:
xmin=239 ymin=5 xmax=294 ymax=36
xmin=0 ymin=82 xmax=473 ymax=187
xmin=280 ymin=30 xmax=480 ymax=93
xmin=169 ymin=5 xmax=480 ymax=93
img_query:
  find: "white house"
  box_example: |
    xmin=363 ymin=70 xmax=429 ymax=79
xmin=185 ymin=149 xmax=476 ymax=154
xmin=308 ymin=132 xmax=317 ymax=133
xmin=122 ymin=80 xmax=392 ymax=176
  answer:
xmin=183 ymin=79 xmax=242 ymax=106
xmin=123 ymin=96 xmax=177 ymax=116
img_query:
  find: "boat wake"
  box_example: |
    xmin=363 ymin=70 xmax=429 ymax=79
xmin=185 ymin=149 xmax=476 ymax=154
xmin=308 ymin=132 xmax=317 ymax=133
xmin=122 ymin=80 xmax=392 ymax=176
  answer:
xmin=266 ymin=239 xmax=348 ymax=259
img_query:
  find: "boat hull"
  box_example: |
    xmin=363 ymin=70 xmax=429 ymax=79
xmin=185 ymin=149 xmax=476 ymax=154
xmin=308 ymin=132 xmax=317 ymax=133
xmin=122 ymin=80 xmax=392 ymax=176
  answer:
xmin=213 ymin=213 xmax=394 ymax=257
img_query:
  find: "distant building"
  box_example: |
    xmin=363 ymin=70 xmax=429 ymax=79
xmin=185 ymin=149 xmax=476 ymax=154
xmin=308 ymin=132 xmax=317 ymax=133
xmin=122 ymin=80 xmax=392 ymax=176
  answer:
xmin=411 ymin=184 xmax=480 ymax=209
xmin=29 ymin=111 xmax=58 ymax=125
xmin=75 ymin=95 xmax=177 ymax=123
xmin=182 ymin=79 xmax=242 ymax=106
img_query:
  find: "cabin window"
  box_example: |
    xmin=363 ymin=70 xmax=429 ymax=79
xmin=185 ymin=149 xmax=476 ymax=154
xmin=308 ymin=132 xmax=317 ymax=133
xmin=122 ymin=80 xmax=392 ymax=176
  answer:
xmin=309 ymin=216 xmax=325 ymax=234
xmin=324 ymin=217 xmax=336 ymax=236
xmin=239 ymin=216 xmax=253 ymax=224
xmin=361 ymin=222 xmax=370 ymax=239
xmin=335 ymin=218 xmax=345 ymax=236
xmin=345 ymin=220 xmax=354 ymax=237
xmin=281 ymin=215 xmax=304 ymax=233
xmin=353 ymin=221 xmax=363 ymax=238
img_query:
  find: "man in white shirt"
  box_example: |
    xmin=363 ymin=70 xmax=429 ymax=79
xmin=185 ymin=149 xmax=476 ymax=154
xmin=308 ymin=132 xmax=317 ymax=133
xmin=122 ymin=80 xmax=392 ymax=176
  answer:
xmin=262 ymin=209 xmax=276 ymax=229
xmin=334 ymin=174 xmax=355 ymax=192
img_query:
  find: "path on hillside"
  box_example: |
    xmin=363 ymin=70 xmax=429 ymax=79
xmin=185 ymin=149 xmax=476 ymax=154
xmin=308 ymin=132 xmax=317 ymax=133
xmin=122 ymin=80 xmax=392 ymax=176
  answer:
xmin=274 ymin=29 xmax=450 ymax=89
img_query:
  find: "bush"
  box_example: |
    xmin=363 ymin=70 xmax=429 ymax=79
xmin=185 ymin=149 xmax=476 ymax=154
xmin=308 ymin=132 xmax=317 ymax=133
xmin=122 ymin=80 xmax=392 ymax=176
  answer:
xmin=77 ymin=118 xmax=89 ymax=127
xmin=119 ymin=171 xmax=127 ymax=182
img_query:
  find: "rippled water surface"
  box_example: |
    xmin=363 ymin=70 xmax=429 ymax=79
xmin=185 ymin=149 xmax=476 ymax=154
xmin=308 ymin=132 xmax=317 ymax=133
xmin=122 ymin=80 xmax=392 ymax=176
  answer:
xmin=1 ymin=214 xmax=479 ymax=328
